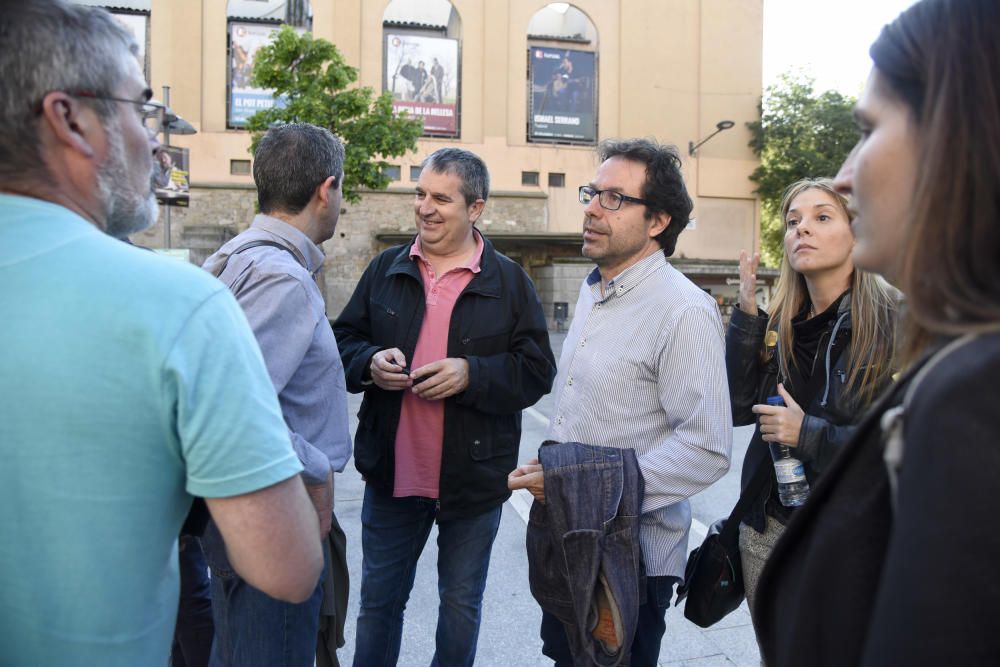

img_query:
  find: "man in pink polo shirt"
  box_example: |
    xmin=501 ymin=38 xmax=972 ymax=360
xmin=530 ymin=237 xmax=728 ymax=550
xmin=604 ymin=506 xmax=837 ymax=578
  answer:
xmin=335 ymin=148 xmax=556 ymax=667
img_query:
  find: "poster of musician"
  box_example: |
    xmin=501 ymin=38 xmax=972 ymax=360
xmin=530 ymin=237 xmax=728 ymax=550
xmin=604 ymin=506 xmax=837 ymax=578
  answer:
xmin=153 ymin=145 xmax=190 ymax=207
xmin=528 ymin=47 xmax=596 ymax=143
xmin=229 ymin=22 xmax=301 ymax=127
xmin=384 ymin=33 xmax=459 ymax=136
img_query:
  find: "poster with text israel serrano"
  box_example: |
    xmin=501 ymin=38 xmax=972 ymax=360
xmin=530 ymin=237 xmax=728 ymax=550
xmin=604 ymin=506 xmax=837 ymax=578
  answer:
xmin=529 ymin=47 xmax=596 ymax=143
xmin=229 ymin=22 xmax=304 ymax=127
xmin=384 ymin=33 xmax=460 ymax=137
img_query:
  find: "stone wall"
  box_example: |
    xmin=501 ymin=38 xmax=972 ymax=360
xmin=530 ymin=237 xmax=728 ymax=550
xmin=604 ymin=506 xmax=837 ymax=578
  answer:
xmin=140 ymin=185 xmax=564 ymax=320
xmin=136 ymin=185 xmax=774 ymax=331
xmin=533 ymin=261 xmax=593 ymax=330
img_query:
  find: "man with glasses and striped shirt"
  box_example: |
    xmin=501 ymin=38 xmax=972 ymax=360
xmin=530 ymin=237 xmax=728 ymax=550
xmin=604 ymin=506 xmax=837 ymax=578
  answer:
xmin=510 ymin=138 xmax=732 ymax=667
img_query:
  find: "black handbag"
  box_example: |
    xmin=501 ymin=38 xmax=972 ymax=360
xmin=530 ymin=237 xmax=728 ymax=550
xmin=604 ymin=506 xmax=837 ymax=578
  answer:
xmin=676 ymin=454 xmax=770 ymax=628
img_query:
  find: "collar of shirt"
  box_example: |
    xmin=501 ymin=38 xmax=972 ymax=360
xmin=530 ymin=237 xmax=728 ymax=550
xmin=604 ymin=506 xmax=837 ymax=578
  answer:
xmin=585 ymin=249 xmax=666 ymax=303
xmin=409 ymin=227 xmax=485 ymax=276
xmin=250 ymin=213 xmax=325 ymax=274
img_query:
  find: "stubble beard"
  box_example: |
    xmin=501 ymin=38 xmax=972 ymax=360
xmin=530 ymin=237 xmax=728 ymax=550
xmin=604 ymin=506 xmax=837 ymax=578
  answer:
xmin=97 ymin=116 xmax=159 ymax=240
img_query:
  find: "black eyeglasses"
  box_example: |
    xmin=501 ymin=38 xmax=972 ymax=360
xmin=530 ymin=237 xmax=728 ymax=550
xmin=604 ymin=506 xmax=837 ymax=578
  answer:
xmin=34 ymin=90 xmax=166 ymax=136
xmin=578 ymin=185 xmax=652 ymax=211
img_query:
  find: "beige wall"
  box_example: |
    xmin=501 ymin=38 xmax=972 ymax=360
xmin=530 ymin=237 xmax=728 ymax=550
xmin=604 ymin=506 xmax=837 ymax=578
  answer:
xmin=137 ymin=0 xmax=762 ymax=314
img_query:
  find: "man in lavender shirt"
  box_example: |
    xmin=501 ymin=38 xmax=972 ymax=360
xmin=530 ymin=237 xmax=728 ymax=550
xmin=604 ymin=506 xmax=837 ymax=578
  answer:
xmin=202 ymin=123 xmax=353 ymax=667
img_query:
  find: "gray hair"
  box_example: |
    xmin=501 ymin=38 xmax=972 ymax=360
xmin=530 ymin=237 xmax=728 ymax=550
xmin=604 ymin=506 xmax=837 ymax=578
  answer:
xmin=421 ymin=148 xmax=490 ymax=205
xmin=0 ymin=0 xmax=138 ymax=184
xmin=253 ymin=123 xmax=345 ymax=215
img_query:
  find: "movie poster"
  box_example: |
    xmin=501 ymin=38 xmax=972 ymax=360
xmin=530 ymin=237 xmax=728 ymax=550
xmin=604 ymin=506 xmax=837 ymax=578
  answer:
xmin=384 ymin=33 xmax=460 ymax=136
xmin=154 ymin=145 xmax=190 ymax=207
xmin=112 ymin=13 xmax=148 ymax=78
xmin=528 ymin=47 xmax=597 ymax=143
xmin=229 ymin=22 xmax=302 ymax=127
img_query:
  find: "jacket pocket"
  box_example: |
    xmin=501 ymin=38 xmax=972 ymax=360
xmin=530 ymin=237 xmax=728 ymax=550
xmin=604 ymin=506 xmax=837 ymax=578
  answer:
xmin=469 ymin=432 xmax=518 ymax=463
xmin=460 ymin=327 xmax=513 ymax=356
xmin=468 ymin=422 xmax=518 ymax=462
xmin=370 ymin=298 xmax=399 ymax=346
xmin=353 ymin=400 xmax=384 ymax=477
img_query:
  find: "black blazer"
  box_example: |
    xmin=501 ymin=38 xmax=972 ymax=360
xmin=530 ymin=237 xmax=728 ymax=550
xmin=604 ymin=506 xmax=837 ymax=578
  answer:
xmin=756 ymin=333 xmax=1000 ymax=666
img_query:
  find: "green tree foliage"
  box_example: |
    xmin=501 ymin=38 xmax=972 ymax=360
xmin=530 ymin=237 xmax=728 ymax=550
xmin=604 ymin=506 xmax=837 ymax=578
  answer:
xmin=747 ymin=74 xmax=858 ymax=265
xmin=246 ymin=26 xmax=423 ymax=203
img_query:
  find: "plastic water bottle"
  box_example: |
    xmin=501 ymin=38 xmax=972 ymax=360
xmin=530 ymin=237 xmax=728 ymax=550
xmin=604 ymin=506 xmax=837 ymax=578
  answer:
xmin=766 ymin=395 xmax=810 ymax=507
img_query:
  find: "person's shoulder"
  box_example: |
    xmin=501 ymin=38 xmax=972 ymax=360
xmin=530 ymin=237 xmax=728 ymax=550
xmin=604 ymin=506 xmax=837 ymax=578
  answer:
xmin=209 ymin=230 xmax=312 ymax=282
xmin=376 ymin=242 xmax=411 ymax=262
xmin=73 ymin=238 xmax=236 ymax=334
xmin=489 ymin=246 xmax=529 ymax=276
xmin=911 ymin=333 xmax=1000 ymax=407
xmin=652 ymin=261 xmax=721 ymax=312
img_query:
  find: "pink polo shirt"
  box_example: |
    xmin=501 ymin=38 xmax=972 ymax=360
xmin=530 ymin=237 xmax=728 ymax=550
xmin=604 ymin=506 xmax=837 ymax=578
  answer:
xmin=393 ymin=231 xmax=484 ymax=498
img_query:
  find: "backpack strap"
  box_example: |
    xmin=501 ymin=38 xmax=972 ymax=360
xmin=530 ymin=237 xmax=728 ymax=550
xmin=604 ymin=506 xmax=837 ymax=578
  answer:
xmin=881 ymin=334 xmax=977 ymax=510
xmin=211 ymin=239 xmax=308 ymax=286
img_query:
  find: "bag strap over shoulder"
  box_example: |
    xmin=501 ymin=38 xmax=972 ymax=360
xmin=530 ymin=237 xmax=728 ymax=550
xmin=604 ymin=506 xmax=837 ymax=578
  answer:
xmin=881 ymin=334 xmax=977 ymax=510
xmin=211 ymin=239 xmax=309 ymax=287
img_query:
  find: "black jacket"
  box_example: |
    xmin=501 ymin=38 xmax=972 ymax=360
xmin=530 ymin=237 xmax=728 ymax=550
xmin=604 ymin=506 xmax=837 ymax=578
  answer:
xmin=333 ymin=235 xmax=556 ymax=520
xmin=726 ymin=292 xmax=890 ymax=530
xmin=756 ymin=333 xmax=1000 ymax=666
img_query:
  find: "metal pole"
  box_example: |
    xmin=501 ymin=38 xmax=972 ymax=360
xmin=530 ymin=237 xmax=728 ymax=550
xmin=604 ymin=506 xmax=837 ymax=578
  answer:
xmin=162 ymin=85 xmax=171 ymax=249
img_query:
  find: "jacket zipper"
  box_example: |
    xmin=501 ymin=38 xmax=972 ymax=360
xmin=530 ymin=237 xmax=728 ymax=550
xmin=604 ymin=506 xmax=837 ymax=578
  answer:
xmin=820 ymin=311 xmax=849 ymax=407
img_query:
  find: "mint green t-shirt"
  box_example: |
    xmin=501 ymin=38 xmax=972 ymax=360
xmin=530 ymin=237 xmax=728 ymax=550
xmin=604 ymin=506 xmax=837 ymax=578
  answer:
xmin=0 ymin=195 xmax=304 ymax=666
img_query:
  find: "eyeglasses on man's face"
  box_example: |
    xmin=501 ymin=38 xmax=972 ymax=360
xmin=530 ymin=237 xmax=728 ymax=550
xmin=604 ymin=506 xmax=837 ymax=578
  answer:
xmin=578 ymin=185 xmax=652 ymax=211
xmin=72 ymin=91 xmax=166 ymax=136
xmin=34 ymin=90 xmax=166 ymax=136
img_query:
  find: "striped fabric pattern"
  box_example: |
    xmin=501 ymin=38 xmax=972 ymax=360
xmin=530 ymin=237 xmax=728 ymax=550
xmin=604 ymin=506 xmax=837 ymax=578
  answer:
xmin=545 ymin=251 xmax=733 ymax=577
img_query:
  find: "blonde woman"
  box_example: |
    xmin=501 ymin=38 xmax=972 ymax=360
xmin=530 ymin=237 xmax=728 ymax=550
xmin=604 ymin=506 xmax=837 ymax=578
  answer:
xmin=725 ymin=178 xmax=898 ymax=623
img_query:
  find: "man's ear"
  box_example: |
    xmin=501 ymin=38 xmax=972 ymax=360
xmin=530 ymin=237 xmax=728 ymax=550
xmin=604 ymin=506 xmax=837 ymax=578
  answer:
xmin=467 ymin=198 xmax=486 ymax=223
xmin=649 ymin=211 xmax=672 ymax=239
xmin=315 ymin=175 xmax=338 ymax=207
xmin=39 ymin=92 xmax=98 ymax=159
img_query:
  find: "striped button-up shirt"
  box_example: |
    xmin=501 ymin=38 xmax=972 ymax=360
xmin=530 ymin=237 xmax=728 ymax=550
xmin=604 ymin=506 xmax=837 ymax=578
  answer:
xmin=545 ymin=251 xmax=732 ymax=577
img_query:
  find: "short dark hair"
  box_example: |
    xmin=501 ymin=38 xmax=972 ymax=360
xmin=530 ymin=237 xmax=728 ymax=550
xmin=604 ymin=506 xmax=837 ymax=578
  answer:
xmin=597 ymin=138 xmax=693 ymax=257
xmin=421 ymin=148 xmax=490 ymax=206
xmin=253 ymin=123 xmax=345 ymax=215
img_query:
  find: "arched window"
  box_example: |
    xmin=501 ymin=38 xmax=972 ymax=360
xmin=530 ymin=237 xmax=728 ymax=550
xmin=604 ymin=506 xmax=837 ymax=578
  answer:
xmin=526 ymin=3 xmax=598 ymax=144
xmin=382 ymin=0 xmax=462 ymax=138
xmin=73 ymin=0 xmax=151 ymax=78
xmin=226 ymin=0 xmax=312 ymax=128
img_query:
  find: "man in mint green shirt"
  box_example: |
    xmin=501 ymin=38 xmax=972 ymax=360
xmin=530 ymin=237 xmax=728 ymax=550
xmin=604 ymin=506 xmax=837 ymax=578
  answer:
xmin=0 ymin=3 xmax=324 ymax=665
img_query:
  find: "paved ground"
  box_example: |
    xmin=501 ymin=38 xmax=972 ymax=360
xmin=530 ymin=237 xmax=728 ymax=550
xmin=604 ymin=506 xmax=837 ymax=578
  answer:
xmin=334 ymin=332 xmax=760 ymax=666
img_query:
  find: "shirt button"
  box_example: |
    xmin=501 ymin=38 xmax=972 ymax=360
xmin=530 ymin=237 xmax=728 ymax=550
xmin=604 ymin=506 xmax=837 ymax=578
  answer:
xmin=567 ymin=377 xmax=573 ymax=386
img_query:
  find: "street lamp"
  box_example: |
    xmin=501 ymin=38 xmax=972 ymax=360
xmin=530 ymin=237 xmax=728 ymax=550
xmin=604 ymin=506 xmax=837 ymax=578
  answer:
xmin=156 ymin=85 xmax=197 ymax=249
xmin=688 ymin=120 xmax=735 ymax=157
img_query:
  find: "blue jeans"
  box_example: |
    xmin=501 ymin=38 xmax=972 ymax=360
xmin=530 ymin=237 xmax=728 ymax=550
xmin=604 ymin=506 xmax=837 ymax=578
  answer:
xmin=540 ymin=575 xmax=679 ymax=667
xmin=201 ymin=520 xmax=328 ymax=667
xmin=352 ymin=484 xmax=502 ymax=667
xmin=171 ymin=536 xmax=214 ymax=667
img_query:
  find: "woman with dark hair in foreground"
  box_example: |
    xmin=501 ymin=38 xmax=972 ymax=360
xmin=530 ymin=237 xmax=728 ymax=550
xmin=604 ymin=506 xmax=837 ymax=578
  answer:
xmin=755 ymin=0 xmax=1000 ymax=665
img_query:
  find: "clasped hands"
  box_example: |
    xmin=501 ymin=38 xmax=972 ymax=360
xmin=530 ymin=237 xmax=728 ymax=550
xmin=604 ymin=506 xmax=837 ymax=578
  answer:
xmin=369 ymin=347 xmax=469 ymax=401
